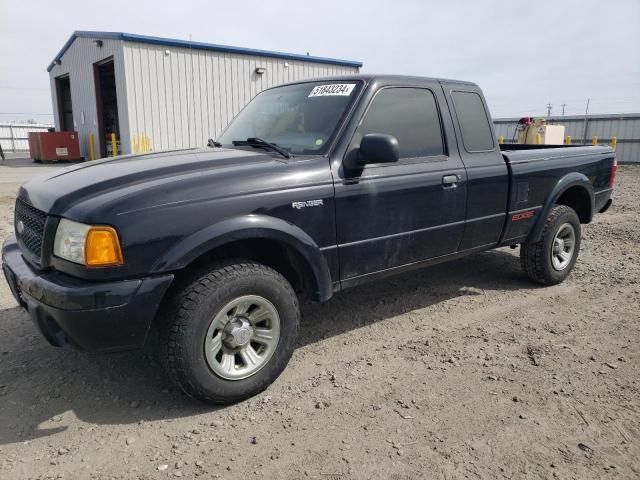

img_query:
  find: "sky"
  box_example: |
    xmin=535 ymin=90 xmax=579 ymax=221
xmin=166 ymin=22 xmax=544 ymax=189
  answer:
xmin=1 ymin=0 xmax=639 ymax=125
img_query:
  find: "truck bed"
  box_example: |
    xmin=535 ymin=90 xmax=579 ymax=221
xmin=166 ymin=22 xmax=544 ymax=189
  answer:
xmin=499 ymin=144 xmax=615 ymax=245
xmin=501 ymin=144 xmax=613 ymax=170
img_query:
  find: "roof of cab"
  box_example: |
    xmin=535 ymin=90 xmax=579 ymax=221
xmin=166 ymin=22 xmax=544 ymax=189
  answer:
xmin=274 ymin=74 xmax=478 ymax=88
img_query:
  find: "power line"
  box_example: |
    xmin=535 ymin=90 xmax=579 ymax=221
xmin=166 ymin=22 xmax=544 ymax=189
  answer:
xmin=0 ymin=86 xmax=49 ymax=91
xmin=491 ymin=97 xmax=640 ymax=104
xmin=0 ymin=112 xmax=53 ymax=115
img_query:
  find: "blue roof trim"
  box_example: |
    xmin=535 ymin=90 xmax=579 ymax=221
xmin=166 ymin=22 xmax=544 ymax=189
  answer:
xmin=47 ymin=31 xmax=121 ymax=71
xmin=47 ymin=31 xmax=363 ymax=72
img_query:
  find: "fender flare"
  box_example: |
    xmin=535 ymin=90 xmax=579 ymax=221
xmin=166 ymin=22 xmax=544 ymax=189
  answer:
xmin=528 ymin=172 xmax=594 ymax=243
xmin=150 ymin=214 xmax=333 ymax=302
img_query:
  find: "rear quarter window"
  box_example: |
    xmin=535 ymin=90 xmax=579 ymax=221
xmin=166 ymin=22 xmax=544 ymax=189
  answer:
xmin=451 ymin=91 xmax=495 ymax=152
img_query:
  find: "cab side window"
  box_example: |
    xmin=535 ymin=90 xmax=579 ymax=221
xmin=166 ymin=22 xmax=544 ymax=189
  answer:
xmin=358 ymin=88 xmax=445 ymax=159
xmin=451 ymin=91 xmax=495 ymax=152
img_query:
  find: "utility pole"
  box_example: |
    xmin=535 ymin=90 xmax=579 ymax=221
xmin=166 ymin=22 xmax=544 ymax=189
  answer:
xmin=582 ymin=98 xmax=590 ymax=144
xmin=561 ymin=103 xmax=567 ymax=116
xmin=546 ymin=103 xmax=552 ymax=118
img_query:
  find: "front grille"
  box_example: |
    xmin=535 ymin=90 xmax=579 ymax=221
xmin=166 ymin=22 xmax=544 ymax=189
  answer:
xmin=15 ymin=199 xmax=47 ymax=260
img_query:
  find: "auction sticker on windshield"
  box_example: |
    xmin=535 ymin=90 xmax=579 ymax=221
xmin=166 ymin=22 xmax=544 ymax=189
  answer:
xmin=308 ymin=84 xmax=356 ymax=97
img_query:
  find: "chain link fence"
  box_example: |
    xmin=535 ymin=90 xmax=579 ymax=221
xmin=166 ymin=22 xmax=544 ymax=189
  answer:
xmin=0 ymin=123 xmax=54 ymax=153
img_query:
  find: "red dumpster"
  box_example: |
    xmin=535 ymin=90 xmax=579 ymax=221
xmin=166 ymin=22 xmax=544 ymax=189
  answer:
xmin=28 ymin=131 xmax=83 ymax=162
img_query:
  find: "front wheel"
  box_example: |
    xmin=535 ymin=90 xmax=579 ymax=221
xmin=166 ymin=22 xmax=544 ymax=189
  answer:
xmin=159 ymin=261 xmax=300 ymax=404
xmin=520 ymin=205 xmax=582 ymax=285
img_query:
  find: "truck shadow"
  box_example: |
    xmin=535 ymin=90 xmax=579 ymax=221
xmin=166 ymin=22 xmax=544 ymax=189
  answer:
xmin=298 ymin=248 xmax=529 ymax=347
xmin=0 ymin=248 xmax=530 ymax=445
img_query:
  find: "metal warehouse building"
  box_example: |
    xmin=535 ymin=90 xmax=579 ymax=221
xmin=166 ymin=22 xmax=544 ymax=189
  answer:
xmin=47 ymin=31 xmax=362 ymax=159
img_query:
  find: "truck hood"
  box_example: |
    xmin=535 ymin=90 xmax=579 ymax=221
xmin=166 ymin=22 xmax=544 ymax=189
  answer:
xmin=18 ymin=147 xmax=291 ymax=217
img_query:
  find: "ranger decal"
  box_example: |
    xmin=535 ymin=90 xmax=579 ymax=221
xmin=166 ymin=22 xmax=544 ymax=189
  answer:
xmin=292 ymin=199 xmax=324 ymax=210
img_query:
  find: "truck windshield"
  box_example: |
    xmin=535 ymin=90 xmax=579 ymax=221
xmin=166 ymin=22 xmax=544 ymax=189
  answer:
xmin=218 ymin=81 xmax=362 ymax=155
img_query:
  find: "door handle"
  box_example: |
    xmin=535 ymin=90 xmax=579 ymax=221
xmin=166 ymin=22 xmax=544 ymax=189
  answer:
xmin=442 ymin=174 xmax=459 ymax=187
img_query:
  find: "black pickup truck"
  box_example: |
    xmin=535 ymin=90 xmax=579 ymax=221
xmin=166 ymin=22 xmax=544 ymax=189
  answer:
xmin=2 ymin=75 xmax=615 ymax=403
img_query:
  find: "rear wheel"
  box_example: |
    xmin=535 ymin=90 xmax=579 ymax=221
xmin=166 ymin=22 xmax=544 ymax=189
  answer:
xmin=159 ymin=261 xmax=299 ymax=404
xmin=520 ymin=205 xmax=581 ymax=285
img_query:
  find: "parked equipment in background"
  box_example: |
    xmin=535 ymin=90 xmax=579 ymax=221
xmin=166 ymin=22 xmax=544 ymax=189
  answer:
xmin=28 ymin=131 xmax=83 ymax=163
xmin=517 ymin=117 xmax=565 ymax=145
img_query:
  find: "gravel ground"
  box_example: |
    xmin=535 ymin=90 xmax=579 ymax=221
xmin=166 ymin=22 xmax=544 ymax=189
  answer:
xmin=0 ymin=159 xmax=638 ymax=480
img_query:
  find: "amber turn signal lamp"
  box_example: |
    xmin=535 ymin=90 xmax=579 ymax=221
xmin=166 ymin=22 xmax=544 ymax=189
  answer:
xmin=84 ymin=226 xmax=124 ymax=267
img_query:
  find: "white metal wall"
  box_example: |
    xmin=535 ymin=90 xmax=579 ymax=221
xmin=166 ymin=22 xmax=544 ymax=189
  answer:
xmin=0 ymin=124 xmax=53 ymax=152
xmin=48 ymin=37 xmax=130 ymax=158
xmin=122 ymin=41 xmax=359 ymax=153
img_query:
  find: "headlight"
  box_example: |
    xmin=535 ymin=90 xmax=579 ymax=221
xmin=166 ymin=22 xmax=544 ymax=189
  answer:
xmin=53 ymin=218 xmax=124 ymax=267
xmin=53 ymin=219 xmax=89 ymax=264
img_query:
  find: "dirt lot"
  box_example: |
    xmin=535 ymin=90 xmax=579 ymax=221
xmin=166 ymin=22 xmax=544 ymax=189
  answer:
xmin=0 ymin=158 xmax=638 ymax=480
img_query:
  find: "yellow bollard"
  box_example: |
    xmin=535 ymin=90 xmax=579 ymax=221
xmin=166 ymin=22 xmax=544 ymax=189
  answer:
xmin=498 ymin=135 xmax=504 ymax=145
xmin=132 ymin=135 xmax=138 ymax=154
xmin=565 ymin=135 xmax=571 ymax=145
xmin=535 ymin=133 xmax=542 ymax=145
xmin=592 ymin=136 xmax=598 ymax=146
xmin=610 ymin=136 xmax=617 ymax=151
xmin=89 ymin=133 xmax=96 ymax=160
xmin=111 ymin=133 xmax=118 ymax=157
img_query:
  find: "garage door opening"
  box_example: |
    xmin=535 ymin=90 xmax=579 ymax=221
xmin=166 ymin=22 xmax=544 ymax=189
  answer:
xmin=94 ymin=58 xmax=120 ymax=158
xmin=55 ymin=75 xmax=74 ymax=132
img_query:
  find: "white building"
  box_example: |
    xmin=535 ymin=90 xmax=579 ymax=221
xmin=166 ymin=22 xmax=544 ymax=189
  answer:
xmin=48 ymin=31 xmax=362 ymax=159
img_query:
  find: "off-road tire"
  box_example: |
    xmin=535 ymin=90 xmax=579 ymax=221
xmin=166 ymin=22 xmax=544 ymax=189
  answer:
xmin=159 ymin=261 xmax=299 ymax=404
xmin=520 ymin=205 xmax=581 ymax=285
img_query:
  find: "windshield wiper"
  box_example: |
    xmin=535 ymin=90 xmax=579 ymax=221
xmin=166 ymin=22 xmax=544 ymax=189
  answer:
xmin=232 ymin=137 xmax=292 ymax=159
xmin=207 ymin=138 xmax=222 ymax=148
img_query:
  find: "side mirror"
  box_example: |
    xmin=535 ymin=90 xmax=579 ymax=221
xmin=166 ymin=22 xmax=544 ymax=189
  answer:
xmin=359 ymin=133 xmax=399 ymax=164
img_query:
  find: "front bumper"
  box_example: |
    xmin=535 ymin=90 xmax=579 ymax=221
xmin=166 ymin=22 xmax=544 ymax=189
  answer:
xmin=2 ymin=236 xmax=173 ymax=352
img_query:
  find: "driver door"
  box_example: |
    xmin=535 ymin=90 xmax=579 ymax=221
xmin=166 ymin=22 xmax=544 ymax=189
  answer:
xmin=333 ymin=85 xmax=467 ymax=281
